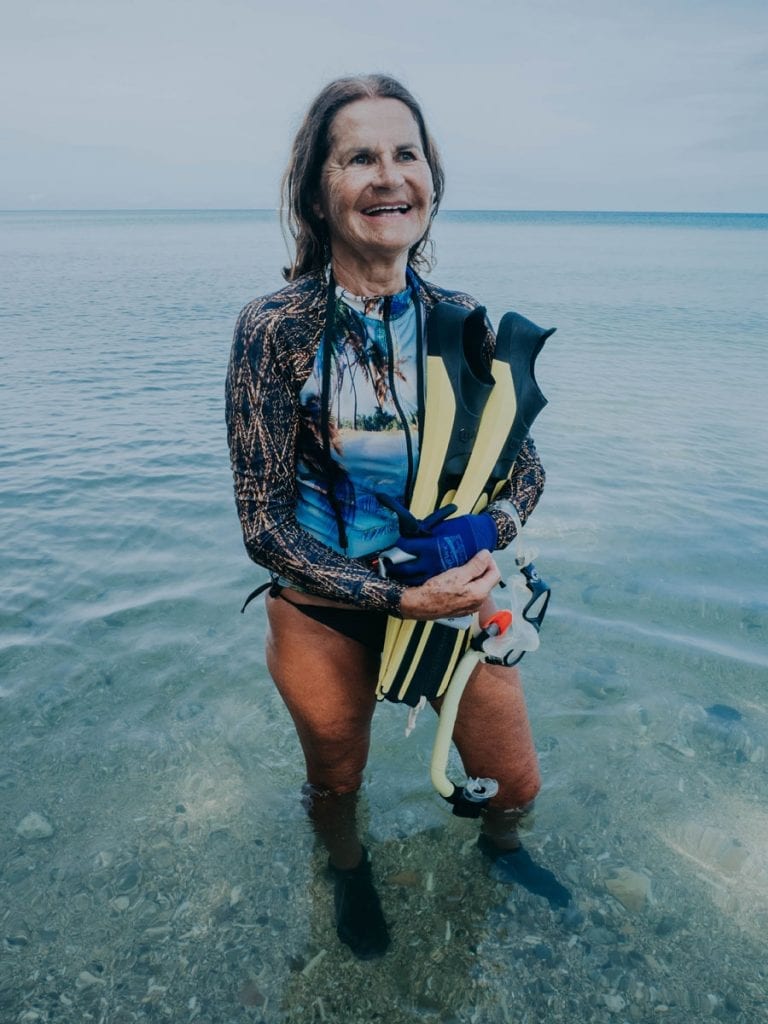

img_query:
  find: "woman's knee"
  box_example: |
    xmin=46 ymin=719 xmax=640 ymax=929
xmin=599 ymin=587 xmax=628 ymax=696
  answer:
xmin=297 ymin=722 xmax=370 ymax=793
xmin=451 ymin=662 xmax=542 ymax=807
xmin=498 ymin=764 xmax=541 ymax=809
xmin=305 ymin=753 xmax=366 ymax=794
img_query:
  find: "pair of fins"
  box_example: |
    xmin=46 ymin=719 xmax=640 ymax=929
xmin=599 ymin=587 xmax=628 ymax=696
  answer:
xmin=377 ymin=301 xmax=554 ymax=706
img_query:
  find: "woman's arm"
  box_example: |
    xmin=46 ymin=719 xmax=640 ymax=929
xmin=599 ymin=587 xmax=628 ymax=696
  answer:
xmin=398 ymin=550 xmax=501 ymax=620
xmin=486 ymin=436 xmax=546 ymax=548
xmin=225 ymin=301 xmax=406 ymax=612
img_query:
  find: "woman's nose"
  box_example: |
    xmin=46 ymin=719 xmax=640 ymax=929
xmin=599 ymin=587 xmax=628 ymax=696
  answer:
xmin=374 ymin=156 xmax=405 ymax=188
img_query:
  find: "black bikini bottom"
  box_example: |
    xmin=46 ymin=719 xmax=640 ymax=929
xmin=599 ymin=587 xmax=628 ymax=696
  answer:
xmin=276 ymin=587 xmax=389 ymax=653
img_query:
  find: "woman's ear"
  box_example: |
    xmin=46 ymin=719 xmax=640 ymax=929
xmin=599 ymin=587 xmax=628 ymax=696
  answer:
xmin=313 ymin=198 xmax=325 ymax=221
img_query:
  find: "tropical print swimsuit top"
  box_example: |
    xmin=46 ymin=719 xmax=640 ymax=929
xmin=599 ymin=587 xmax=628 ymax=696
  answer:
xmin=295 ymin=278 xmax=421 ymax=558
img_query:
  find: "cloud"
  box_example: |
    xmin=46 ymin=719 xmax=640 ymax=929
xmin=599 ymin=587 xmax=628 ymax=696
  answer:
xmin=1 ymin=0 xmax=766 ymax=210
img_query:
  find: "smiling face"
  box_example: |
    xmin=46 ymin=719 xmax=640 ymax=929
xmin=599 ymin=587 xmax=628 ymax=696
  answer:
xmin=316 ymin=97 xmax=435 ymax=287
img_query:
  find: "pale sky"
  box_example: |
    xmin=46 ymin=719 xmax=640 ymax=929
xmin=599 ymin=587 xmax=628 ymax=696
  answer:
xmin=2 ymin=0 xmax=766 ymax=211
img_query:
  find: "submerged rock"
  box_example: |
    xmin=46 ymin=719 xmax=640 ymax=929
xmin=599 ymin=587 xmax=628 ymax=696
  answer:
xmin=386 ymin=869 xmax=421 ymax=887
xmin=654 ymin=914 xmax=680 ymax=936
xmin=4 ymin=920 xmax=31 ymax=947
xmin=75 ymin=971 xmax=106 ymax=990
xmin=688 ymin=704 xmax=766 ymax=764
xmin=15 ymin=812 xmax=54 ymax=840
xmin=666 ymin=823 xmax=751 ymax=878
xmin=114 ymin=861 xmax=142 ymax=894
xmin=705 ymin=703 xmax=742 ymax=722
xmin=584 ymin=925 xmax=618 ymax=946
xmin=605 ymin=868 xmax=651 ymax=912
xmin=572 ymin=668 xmax=627 ymax=703
xmin=239 ymin=980 xmax=265 ymax=1007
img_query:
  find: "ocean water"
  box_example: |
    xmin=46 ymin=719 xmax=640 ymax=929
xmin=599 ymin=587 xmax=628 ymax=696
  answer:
xmin=1 ymin=209 xmax=767 ymax=1022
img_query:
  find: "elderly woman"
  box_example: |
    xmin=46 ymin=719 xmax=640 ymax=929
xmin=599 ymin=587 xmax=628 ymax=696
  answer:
xmin=226 ymin=74 xmax=569 ymax=959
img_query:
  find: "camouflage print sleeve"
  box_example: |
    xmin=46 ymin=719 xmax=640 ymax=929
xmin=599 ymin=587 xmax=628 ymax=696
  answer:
xmin=487 ymin=436 xmax=546 ymax=548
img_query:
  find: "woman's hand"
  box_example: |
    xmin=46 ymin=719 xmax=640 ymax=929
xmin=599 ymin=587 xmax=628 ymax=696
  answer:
xmin=384 ymin=512 xmax=498 ymax=585
xmin=397 ymin=550 xmax=501 ymax=621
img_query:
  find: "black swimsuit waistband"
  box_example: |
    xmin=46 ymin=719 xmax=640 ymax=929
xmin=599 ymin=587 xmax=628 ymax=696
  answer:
xmin=240 ymin=579 xmax=388 ymax=653
xmin=276 ymin=588 xmax=388 ymax=653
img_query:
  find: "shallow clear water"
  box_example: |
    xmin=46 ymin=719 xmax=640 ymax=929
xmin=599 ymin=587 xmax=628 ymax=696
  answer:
xmin=1 ymin=209 xmax=767 ymax=1022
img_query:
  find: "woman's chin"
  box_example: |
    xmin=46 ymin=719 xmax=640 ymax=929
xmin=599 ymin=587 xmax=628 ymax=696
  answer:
xmin=340 ymin=231 xmax=423 ymax=267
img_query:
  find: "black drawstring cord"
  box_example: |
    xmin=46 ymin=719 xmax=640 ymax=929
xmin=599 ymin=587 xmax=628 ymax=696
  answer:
xmin=321 ymin=271 xmax=350 ymax=552
xmin=240 ymin=579 xmax=280 ymax=614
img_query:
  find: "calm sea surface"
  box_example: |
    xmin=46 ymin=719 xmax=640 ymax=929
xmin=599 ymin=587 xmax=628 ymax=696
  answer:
xmin=1 ymin=210 xmax=767 ymax=1022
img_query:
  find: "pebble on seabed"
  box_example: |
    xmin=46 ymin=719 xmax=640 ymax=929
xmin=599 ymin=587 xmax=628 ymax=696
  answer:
xmin=15 ymin=812 xmax=54 ymax=840
xmin=604 ymin=867 xmax=651 ymax=912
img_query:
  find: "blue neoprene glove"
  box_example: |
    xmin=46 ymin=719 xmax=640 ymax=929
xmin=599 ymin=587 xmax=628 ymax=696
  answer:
xmin=377 ymin=495 xmax=498 ymax=585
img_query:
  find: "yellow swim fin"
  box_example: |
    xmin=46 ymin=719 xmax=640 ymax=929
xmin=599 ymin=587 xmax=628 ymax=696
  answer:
xmin=377 ymin=311 xmax=553 ymax=706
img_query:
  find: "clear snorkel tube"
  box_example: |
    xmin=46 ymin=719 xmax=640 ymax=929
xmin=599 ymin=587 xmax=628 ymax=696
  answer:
xmin=430 ymin=503 xmax=552 ymax=815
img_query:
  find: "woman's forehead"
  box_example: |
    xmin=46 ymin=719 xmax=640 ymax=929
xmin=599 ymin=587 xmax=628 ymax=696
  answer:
xmin=328 ymin=97 xmax=421 ymax=151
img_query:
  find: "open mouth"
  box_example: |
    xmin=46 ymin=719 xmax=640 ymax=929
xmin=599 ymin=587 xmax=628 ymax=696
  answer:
xmin=361 ymin=204 xmax=412 ymax=217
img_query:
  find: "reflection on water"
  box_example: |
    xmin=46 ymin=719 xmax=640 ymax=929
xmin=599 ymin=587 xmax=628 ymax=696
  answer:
xmin=1 ymin=211 xmax=767 ymax=1022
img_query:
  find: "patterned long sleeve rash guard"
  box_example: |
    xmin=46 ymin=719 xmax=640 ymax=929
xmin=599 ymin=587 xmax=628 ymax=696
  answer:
xmin=225 ymin=269 xmax=546 ymax=613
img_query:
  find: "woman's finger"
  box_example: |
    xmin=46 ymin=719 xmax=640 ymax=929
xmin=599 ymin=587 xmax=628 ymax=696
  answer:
xmin=398 ymin=551 xmax=501 ymax=620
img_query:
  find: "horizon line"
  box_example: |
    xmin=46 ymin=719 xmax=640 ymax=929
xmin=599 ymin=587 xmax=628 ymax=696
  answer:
xmin=1 ymin=206 xmax=767 ymax=217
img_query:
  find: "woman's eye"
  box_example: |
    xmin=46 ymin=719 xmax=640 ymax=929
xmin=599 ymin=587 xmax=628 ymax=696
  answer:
xmin=398 ymin=150 xmax=417 ymax=161
xmin=351 ymin=153 xmax=371 ymax=165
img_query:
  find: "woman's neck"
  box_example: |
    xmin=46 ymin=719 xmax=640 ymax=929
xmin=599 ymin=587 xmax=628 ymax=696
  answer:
xmin=330 ymin=252 xmax=409 ymax=298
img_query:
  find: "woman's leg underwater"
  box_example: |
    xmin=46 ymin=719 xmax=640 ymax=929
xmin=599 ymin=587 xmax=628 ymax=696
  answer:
xmin=443 ymin=661 xmax=571 ymax=908
xmin=264 ymin=594 xmax=390 ymax=956
xmin=449 ymin=661 xmax=541 ymax=830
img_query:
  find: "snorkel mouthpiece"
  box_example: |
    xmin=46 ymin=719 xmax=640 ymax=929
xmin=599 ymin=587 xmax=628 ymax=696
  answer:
xmin=445 ymin=776 xmax=500 ymax=818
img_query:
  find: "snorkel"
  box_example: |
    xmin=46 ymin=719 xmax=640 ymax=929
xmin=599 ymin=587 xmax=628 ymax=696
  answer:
xmin=428 ymin=507 xmax=551 ymax=815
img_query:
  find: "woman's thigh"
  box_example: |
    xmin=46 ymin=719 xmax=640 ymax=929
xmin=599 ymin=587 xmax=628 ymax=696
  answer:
xmin=265 ymin=595 xmax=380 ymax=793
xmin=443 ymin=662 xmax=541 ymax=809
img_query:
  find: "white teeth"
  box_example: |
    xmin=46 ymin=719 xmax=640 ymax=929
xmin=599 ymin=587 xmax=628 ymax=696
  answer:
xmin=364 ymin=204 xmax=409 ymax=214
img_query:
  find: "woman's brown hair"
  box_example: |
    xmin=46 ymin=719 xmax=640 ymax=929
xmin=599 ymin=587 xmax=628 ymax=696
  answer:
xmin=281 ymin=74 xmax=445 ymax=281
